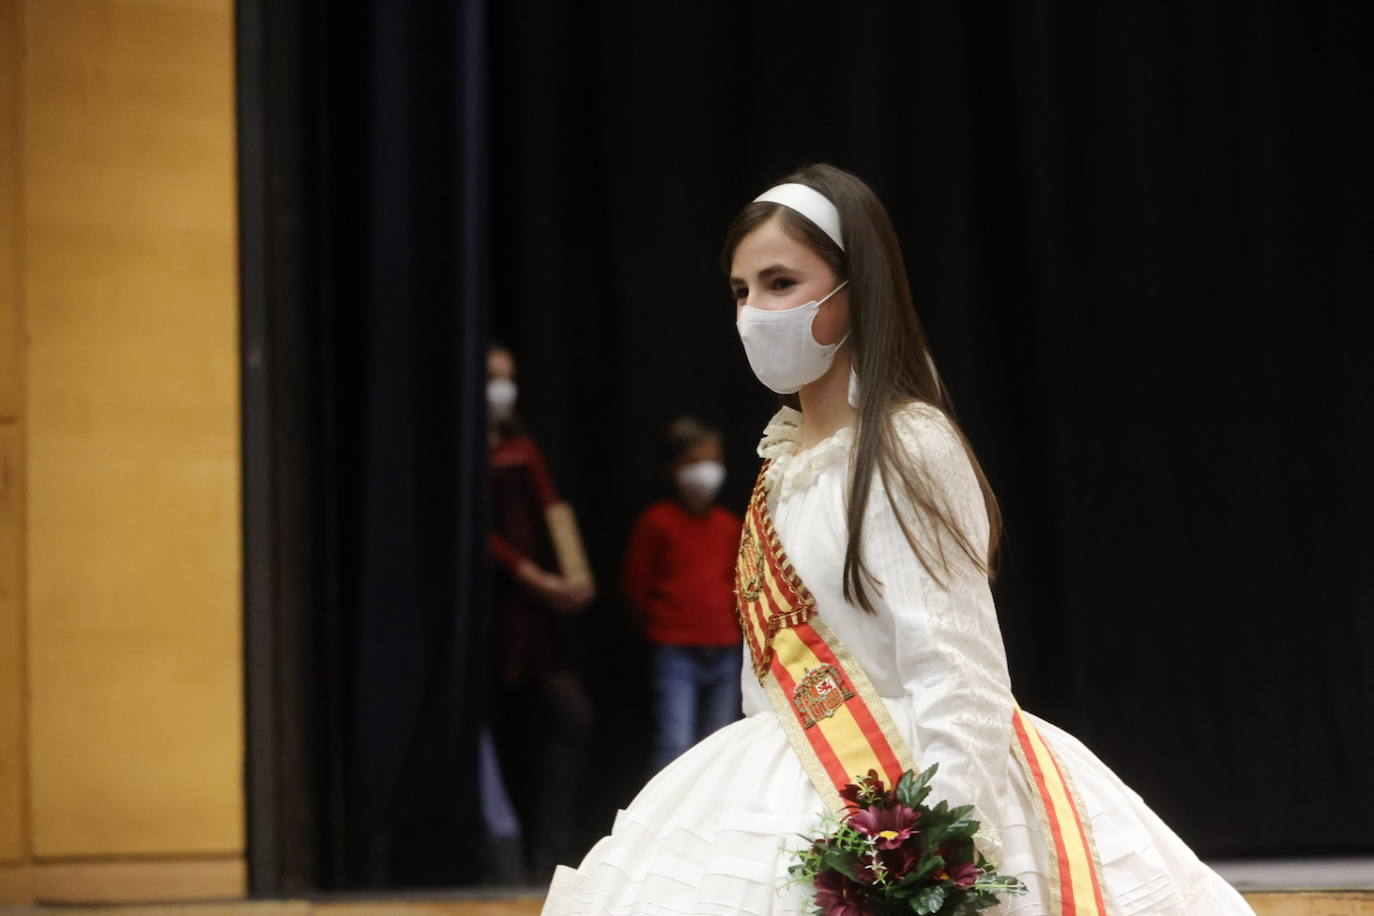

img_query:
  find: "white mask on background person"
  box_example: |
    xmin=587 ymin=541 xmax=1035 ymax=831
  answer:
xmin=487 ymin=377 xmax=518 ymax=420
xmin=675 ymin=460 xmax=726 ymax=507
xmin=736 ymin=281 xmax=849 ymax=393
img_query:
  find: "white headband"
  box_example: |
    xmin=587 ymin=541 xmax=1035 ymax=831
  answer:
xmin=753 ymin=182 xmax=844 ymax=250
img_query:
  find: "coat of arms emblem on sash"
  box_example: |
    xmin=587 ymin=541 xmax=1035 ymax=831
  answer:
xmin=791 ymin=663 xmax=857 ymax=728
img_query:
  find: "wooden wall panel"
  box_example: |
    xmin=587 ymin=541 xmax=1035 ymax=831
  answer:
xmin=32 ymin=858 xmax=246 ymax=904
xmin=0 ymin=426 xmax=22 ymax=866
xmin=22 ymin=0 xmax=242 ymax=859
xmin=0 ymin=0 xmax=18 ymax=421
xmin=0 ymin=0 xmax=27 ymax=869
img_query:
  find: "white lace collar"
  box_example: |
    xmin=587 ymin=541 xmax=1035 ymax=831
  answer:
xmin=756 ymin=407 xmax=856 ymax=500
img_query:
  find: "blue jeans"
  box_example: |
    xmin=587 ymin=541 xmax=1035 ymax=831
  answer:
xmin=651 ymin=644 xmax=742 ymax=772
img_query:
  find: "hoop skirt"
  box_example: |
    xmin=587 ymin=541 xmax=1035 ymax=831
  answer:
xmin=543 ymin=406 xmax=1253 ymax=915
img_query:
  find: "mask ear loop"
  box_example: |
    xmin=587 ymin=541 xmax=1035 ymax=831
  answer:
xmin=816 ymin=279 xmax=849 ymax=305
xmin=830 ymin=280 xmax=857 ymax=407
xmin=808 ymin=279 xmax=851 ymax=355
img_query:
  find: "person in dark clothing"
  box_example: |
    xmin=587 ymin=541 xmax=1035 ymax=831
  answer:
xmin=485 ymin=344 xmax=594 ymax=880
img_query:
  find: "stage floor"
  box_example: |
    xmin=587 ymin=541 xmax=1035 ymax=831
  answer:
xmin=1 ymin=858 xmax=1369 ymax=915
xmin=2 ymin=893 xmax=1374 ymax=915
xmin=1213 ymin=856 xmax=1374 ymax=892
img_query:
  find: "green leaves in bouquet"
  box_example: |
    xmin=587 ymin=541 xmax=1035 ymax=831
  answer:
xmin=919 ymin=800 xmax=980 ymax=851
xmin=974 ymin=874 xmax=1026 ymax=895
xmin=790 ymin=765 xmax=1028 ymax=916
xmin=906 ymin=884 xmax=946 ymax=914
xmin=895 ymin=763 xmax=937 ymax=810
xmin=819 ymin=844 xmax=861 ymax=883
xmin=890 ymin=851 xmax=945 ymax=889
xmin=891 ymin=851 xmax=942 ymax=890
xmin=942 ymin=870 xmax=1029 ymax=914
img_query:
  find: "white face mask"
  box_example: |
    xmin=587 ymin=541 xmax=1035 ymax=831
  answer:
xmin=487 ymin=377 xmax=518 ymax=420
xmin=675 ymin=460 xmax=726 ymax=507
xmin=736 ymin=281 xmax=849 ymax=394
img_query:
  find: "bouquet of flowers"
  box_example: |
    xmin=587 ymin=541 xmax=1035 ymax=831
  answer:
xmin=788 ymin=764 xmax=1025 ymax=915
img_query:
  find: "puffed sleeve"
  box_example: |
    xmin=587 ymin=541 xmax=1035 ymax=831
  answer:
xmin=859 ymin=403 xmax=1014 ymax=862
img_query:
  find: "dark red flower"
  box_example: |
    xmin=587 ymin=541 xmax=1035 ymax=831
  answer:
xmin=933 ymin=845 xmax=982 ymax=891
xmin=848 ymin=803 xmax=920 ymax=849
xmin=839 ymin=770 xmax=887 ymax=809
xmin=947 ymin=861 xmax=981 ymax=889
xmin=814 ymin=868 xmax=874 ymax=916
xmin=878 ymin=845 xmax=922 ymax=880
xmin=856 ymin=845 xmax=921 ymax=884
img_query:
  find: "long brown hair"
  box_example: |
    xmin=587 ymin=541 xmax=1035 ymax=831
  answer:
xmin=722 ymin=163 xmax=1001 ymax=611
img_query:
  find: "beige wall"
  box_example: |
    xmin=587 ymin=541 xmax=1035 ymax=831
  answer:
xmin=1 ymin=0 xmax=30 ymax=884
xmin=0 ymin=0 xmax=244 ymax=903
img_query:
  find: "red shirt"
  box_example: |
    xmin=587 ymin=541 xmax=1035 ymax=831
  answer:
xmin=622 ymin=499 xmax=743 ymax=647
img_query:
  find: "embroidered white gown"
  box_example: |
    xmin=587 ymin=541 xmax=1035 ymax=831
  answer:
xmin=543 ymin=404 xmax=1253 ymax=916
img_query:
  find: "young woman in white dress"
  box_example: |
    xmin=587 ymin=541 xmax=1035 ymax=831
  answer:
xmin=542 ymin=164 xmax=1253 ymax=915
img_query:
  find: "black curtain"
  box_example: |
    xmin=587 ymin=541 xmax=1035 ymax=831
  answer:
xmin=240 ymin=0 xmax=1373 ymax=894
xmin=239 ymin=0 xmax=490 ymax=892
xmin=488 ymin=2 xmax=1374 ymax=860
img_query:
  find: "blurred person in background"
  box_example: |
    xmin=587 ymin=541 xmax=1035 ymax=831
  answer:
xmin=623 ymin=417 xmax=743 ymax=773
xmin=485 ymin=344 xmax=595 ymax=880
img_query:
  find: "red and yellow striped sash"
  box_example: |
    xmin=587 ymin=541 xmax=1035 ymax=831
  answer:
xmin=1012 ymin=709 xmax=1113 ymax=916
xmin=735 ymin=463 xmax=913 ymax=813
